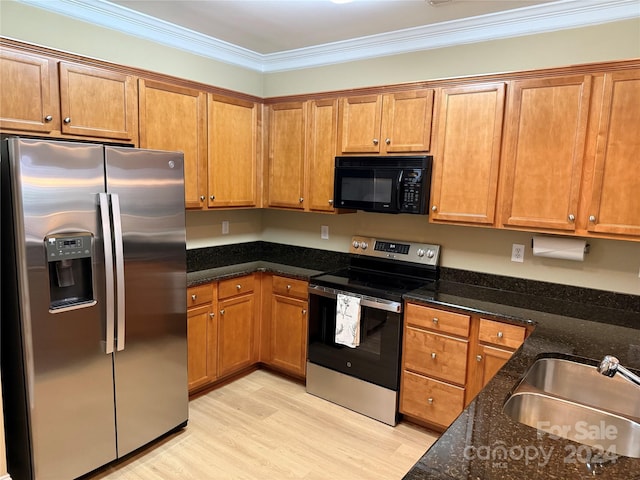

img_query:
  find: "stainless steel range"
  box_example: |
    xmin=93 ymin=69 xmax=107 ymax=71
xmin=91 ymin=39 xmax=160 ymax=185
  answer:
xmin=306 ymin=235 xmax=440 ymax=425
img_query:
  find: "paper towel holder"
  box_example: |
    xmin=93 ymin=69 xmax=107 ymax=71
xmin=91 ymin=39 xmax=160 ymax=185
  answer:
xmin=531 ymin=235 xmax=590 ymax=262
xmin=530 ymin=237 xmax=590 ymax=254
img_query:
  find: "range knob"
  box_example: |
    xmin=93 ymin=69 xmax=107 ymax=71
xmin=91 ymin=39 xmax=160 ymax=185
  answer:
xmin=416 ymin=248 xmax=425 ymax=257
xmin=360 ymin=242 xmax=369 ymax=250
xmin=352 ymin=241 xmax=360 ymax=249
xmin=426 ymin=250 xmax=435 ymax=259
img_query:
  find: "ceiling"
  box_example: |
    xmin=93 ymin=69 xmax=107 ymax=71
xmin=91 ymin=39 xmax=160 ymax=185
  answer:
xmin=107 ymin=0 xmax=553 ymax=54
xmin=16 ymin=0 xmax=640 ymax=72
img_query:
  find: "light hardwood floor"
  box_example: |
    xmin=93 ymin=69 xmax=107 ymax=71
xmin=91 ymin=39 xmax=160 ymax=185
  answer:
xmin=87 ymin=369 xmax=438 ymax=479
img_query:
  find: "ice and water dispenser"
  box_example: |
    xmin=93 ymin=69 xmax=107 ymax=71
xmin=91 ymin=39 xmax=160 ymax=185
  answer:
xmin=45 ymin=233 xmax=94 ymax=310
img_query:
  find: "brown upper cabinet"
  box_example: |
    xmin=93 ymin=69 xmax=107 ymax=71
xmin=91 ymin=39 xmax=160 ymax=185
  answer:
xmin=267 ymin=99 xmax=339 ymax=213
xmin=430 ymin=83 xmax=506 ymax=225
xmin=338 ymin=90 xmax=434 ymax=154
xmin=499 ymin=75 xmax=592 ymax=232
xmin=1 ymin=49 xmax=137 ymax=142
xmin=207 ymin=94 xmax=259 ymax=208
xmin=586 ymin=69 xmax=640 ymax=237
xmin=138 ymin=79 xmax=207 ymax=209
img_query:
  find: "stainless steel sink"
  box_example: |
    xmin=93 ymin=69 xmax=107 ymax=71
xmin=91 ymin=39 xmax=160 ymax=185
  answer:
xmin=503 ymin=357 xmax=640 ymax=458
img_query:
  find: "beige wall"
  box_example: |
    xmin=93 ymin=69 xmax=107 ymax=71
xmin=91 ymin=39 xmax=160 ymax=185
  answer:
xmin=264 ymin=19 xmax=640 ymax=96
xmin=2 ymin=1 xmax=639 ymax=296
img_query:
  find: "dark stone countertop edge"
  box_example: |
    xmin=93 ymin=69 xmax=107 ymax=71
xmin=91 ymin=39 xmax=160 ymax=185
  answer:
xmin=187 ymin=261 xmax=323 ymax=287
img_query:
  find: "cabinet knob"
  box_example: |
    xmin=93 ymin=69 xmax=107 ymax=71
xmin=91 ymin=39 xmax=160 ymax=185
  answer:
xmin=220 ymin=309 xmax=225 ymax=315
xmin=385 ymin=138 xmax=391 ymax=145
xmin=328 ymin=199 xmax=333 ymax=205
xmin=200 ymin=195 xmax=206 ymax=201
xmin=372 ymin=138 xmax=379 ymax=145
xmin=191 ymin=294 xmax=197 ymax=301
xmin=497 ymin=331 xmax=504 ymax=339
xmin=568 ymin=214 xmax=575 ymax=222
xmin=431 ymin=352 xmax=437 ymax=360
xmin=209 ymin=312 xmax=215 ymax=319
xmin=299 ymin=197 xmax=304 ymax=203
xmin=236 ymin=284 xmax=241 ymax=290
xmin=210 ymin=195 xmax=215 ymax=201
xmin=432 ymin=317 xmax=439 ymax=324
xmin=427 ymin=397 xmax=434 ymax=405
xmin=63 ymin=117 xmax=71 ymax=124
xmin=286 ymin=284 xmax=291 ymax=290
xmin=302 ymin=309 xmax=307 ymax=315
xmin=476 ymin=355 xmax=483 ymax=362
xmin=44 ymin=115 xmax=53 ymax=122
xmin=589 ymin=215 xmax=596 ymax=222
xmin=431 ymin=205 xmax=437 ymax=212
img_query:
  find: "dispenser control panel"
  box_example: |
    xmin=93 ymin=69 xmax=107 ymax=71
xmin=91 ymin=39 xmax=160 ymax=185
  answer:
xmin=45 ymin=233 xmax=93 ymax=261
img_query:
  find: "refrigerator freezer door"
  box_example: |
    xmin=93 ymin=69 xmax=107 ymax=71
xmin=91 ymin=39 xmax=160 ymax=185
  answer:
xmin=105 ymin=146 xmax=188 ymax=457
xmin=4 ymin=138 xmax=117 ymax=479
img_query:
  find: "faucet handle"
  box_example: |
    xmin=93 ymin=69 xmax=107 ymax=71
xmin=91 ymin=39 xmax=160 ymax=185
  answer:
xmin=597 ymin=355 xmax=619 ymax=377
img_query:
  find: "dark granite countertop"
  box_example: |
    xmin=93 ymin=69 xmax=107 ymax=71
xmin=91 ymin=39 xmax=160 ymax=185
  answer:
xmin=187 ymin=261 xmax=323 ymax=287
xmin=403 ymin=281 xmax=640 ymax=480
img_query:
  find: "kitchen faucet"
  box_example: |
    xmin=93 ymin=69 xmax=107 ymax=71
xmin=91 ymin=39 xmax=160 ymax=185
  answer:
xmin=597 ymin=355 xmax=640 ymax=387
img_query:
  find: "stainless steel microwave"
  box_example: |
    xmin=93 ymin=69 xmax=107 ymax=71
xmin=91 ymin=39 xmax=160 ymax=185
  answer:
xmin=333 ymin=155 xmax=432 ymax=214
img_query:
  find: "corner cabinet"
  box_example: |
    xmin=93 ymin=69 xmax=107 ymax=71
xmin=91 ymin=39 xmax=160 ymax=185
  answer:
xmin=587 ymin=69 xmax=640 ymax=236
xmin=338 ymin=90 xmax=434 ymax=154
xmin=499 ymin=75 xmax=591 ymax=232
xmin=429 ymin=83 xmax=505 ymax=225
xmin=207 ymin=95 xmax=259 ymax=208
xmin=138 ymin=79 xmax=207 ymax=209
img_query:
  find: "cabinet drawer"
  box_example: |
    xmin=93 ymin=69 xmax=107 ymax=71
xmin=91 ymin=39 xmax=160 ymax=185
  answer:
xmin=272 ymin=276 xmax=308 ymax=299
xmin=405 ymin=303 xmax=470 ymax=337
xmin=403 ymin=327 xmax=468 ymax=385
xmin=478 ymin=318 xmax=526 ymax=350
xmin=219 ymin=274 xmax=255 ymax=299
xmin=187 ymin=283 xmax=213 ymax=308
xmin=400 ymin=370 xmax=465 ymax=428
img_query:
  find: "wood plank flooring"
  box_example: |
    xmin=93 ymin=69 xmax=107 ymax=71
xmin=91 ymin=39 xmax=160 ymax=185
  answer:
xmin=87 ymin=370 xmax=438 ymax=479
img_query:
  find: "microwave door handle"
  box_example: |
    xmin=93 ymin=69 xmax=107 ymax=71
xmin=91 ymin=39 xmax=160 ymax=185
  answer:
xmin=397 ymin=170 xmax=404 ymax=209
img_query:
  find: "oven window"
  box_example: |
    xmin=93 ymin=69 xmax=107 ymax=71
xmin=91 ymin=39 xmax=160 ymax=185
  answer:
xmin=341 ymin=177 xmax=392 ymax=203
xmin=308 ymin=293 xmax=402 ymax=390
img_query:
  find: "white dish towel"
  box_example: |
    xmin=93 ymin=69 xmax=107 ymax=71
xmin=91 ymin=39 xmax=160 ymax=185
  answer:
xmin=335 ymin=293 xmax=361 ymax=348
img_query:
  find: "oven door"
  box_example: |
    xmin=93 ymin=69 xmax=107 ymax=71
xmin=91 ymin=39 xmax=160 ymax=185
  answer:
xmin=334 ymin=165 xmax=401 ymax=213
xmin=307 ymin=286 xmax=403 ymax=391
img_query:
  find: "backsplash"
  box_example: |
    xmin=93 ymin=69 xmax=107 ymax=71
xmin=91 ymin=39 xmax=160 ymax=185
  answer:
xmin=187 ymin=242 xmax=639 ymax=314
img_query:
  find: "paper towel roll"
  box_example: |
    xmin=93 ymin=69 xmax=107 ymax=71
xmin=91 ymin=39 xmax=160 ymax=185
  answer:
xmin=532 ymin=235 xmax=587 ymax=261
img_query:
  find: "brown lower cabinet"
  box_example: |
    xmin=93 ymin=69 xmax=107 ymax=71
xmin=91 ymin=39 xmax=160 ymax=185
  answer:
xmin=400 ymin=302 xmax=530 ymax=430
xmin=186 ymin=283 xmax=217 ymax=391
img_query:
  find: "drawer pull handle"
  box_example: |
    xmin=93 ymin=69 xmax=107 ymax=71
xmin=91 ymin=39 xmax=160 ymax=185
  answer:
xmin=431 ymin=352 xmax=437 ymax=360
xmin=287 ymin=284 xmax=291 ymax=290
xmin=497 ymin=331 xmax=504 ymax=339
xmin=191 ymin=294 xmax=197 ymax=301
xmin=427 ymin=397 xmax=434 ymax=405
xmin=236 ymin=284 xmax=241 ymax=290
xmin=432 ymin=317 xmax=439 ymax=324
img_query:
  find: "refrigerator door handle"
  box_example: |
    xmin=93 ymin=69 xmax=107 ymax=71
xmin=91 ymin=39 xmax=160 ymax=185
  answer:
xmin=111 ymin=193 xmax=126 ymax=352
xmin=99 ymin=193 xmax=115 ymax=354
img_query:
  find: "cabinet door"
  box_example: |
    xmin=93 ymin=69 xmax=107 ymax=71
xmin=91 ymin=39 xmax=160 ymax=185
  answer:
xmin=339 ymin=94 xmax=382 ymax=153
xmin=0 ymin=49 xmax=57 ymax=133
xmin=500 ymin=75 xmax=591 ymax=231
xmin=58 ymin=62 xmax=137 ymax=140
xmin=588 ymin=70 xmax=640 ymax=236
xmin=400 ymin=370 xmax=465 ymax=428
xmin=139 ymin=79 xmax=207 ymax=209
xmin=187 ymin=304 xmax=214 ymax=391
xmin=208 ymin=94 xmax=258 ymax=207
xmin=430 ymin=84 xmax=505 ymax=225
xmin=268 ymin=102 xmax=306 ymax=209
xmin=307 ymin=98 xmax=338 ymax=212
xmin=478 ymin=345 xmax=513 ymax=386
xmin=218 ymin=294 xmax=255 ymax=378
xmin=382 ymin=90 xmax=433 ymax=153
xmin=270 ymin=295 xmax=308 ymax=377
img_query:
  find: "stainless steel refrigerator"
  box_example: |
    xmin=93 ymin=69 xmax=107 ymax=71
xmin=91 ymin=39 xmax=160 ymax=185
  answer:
xmin=1 ymin=137 xmax=188 ymax=480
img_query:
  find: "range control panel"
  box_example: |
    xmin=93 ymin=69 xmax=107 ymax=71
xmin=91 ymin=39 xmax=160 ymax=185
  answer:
xmin=349 ymin=235 xmax=440 ymax=266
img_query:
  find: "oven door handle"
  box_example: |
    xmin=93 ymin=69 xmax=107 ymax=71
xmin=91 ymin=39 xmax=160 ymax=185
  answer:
xmin=308 ymin=285 xmax=402 ymax=313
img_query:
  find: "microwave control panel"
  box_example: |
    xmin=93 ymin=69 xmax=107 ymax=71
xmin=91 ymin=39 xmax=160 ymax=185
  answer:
xmin=400 ymin=169 xmax=424 ymax=213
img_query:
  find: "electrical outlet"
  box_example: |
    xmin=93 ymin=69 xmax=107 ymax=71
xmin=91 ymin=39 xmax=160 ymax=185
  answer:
xmin=511 ymin=244 xmax=525 ymax=263
xmin=321 ymin=225 xmax=329 ymax=240
xmin=222 ymin=221 xmax=229 ymax=235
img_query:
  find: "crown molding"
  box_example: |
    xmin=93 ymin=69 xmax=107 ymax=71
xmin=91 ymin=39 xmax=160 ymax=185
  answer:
xmin=15 ymin=0 xmax=640 ymax=73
